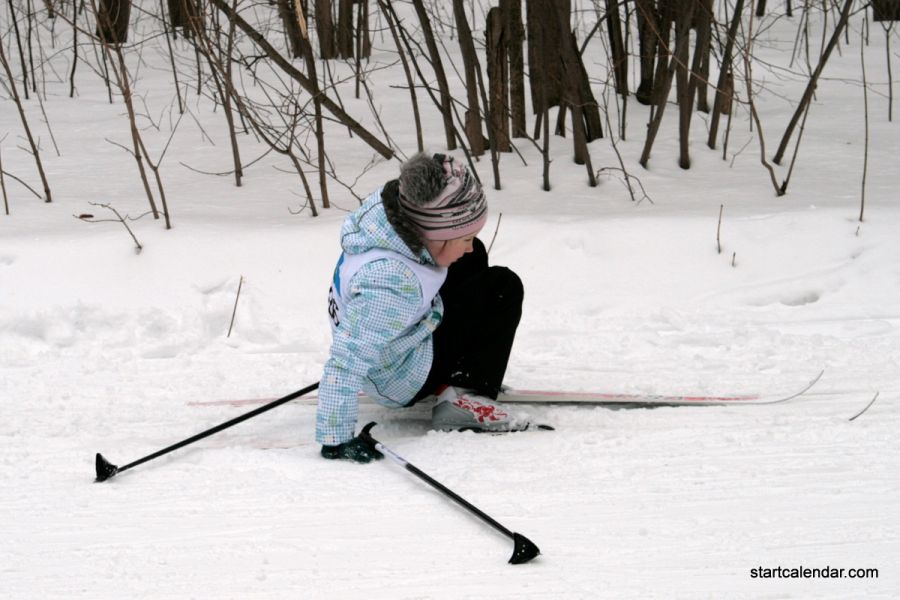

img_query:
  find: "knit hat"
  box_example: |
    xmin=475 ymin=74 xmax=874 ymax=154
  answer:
xmin=397 ymin=154 xmax=487 ymax=241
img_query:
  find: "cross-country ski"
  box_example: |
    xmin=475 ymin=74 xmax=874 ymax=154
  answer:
xmin=189 ymin=369 xmax=825 ymax=409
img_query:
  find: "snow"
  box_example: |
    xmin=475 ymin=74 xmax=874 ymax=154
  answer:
xmin=1 ymin=2 xmax=899 ymax=598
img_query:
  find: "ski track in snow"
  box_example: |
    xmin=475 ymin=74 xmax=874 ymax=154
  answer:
xmin=2 ymin=332 xmax=898 ymax=598
xmin=2 ymin=4 xmax=900 ymax=599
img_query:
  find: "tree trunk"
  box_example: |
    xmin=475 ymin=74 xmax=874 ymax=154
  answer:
xmin=95 ymin=0 xmax=131 ymax=44
xmin=315 ymin=0 xmax=336 ymax=59
xmin=277 ymin=0 xmax=304 ymax=58
xmin=453 ymin=0 xmax=485 ymax=156
xmin=297 ymin=6 xmax=330 ymax=209
xmin=338 ymin=0 xmax=353 ymax=58
xmin=411 ymin=0 xmax=457 ymax=150
xmin=690 ymin=0 xmax=712 ymax=113
xmin=675 ymin=0 xmax=696 ymax=169
xmin=708 ymin=0 xmax=743 ymax=148
xmin=558 ymin=16 xmax=596 ymax=179
xmin=486 ymin=7 xmax=511 ymax=152
xmin=502 ymin=0 xmax=527 ymax=138
xmin=0 ymin=33 xmax=51 ymax=201
xmin=168 ymin=0 xmax=198 ymax=36
xmin=634 ymin=0 xmax=658 ymax=104
xmin=774 ymin=0 xmax=854 ymax=164
xmin=605 ymin=0 xmax=628 ymax=96
xmin=872 ymin=0 xmax=900 ymax=20
xmin=359 ymin=0 xmax=371 ymax=58
xmin=640 ymin=0 xmax=693 ymax=167
xmin=572 ymin=33 xmax=603 ymax=141
xmin=526 ymin=0 xmax=567 ymax=114
xmin=376 ymin=0 xmax=423 ymax=151
xmin=651 ymin=0 xmax=674 ymax=106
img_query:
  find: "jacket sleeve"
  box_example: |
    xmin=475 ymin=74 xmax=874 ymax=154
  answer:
xmin=316 ymin=260 xmax=423 ymax=445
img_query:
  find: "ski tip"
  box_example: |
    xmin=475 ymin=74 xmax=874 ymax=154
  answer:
xmin=94 ymin=453 xmax=119 ymax=483
xmin=509 ymin=532 xmax=540 ymax=564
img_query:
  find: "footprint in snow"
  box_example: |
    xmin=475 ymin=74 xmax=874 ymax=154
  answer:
xmin=780 ymin=290 xmax=821 ymax=306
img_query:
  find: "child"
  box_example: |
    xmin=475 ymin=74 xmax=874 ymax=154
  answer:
xmin=318 ymin=153 xmax=526 ymax=463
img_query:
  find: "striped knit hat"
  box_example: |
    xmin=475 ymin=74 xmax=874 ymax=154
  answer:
xmin=398 ymin=154 xmax=487 ymax=241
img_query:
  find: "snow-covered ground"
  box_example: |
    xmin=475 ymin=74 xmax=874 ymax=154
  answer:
xmin=1 ymin=2 xmax=898 ymax=598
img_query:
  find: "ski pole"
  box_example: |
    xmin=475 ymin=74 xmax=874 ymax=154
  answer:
xmin=358 ymin=422 xmax=540 ymax=564
xmin=94 ymin=381 xmax=320 ymax=482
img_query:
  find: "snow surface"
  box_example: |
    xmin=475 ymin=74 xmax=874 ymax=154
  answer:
xmin=1 ymin=2 xmax=899 ymax=598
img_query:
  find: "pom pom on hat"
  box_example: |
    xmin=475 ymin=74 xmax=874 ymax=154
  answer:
xmin=398 ymin=153 xmax=487 ymax=241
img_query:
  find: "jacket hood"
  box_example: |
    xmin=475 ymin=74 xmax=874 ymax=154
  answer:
xmin=339 ymin=186 xmax=435 ymax=264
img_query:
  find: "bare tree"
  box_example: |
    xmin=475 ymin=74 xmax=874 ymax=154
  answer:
xmin=634 ymin=0 xmax=659 ymax=104
xmin=338 ymin=0 xmax=354 ymax=59
xmin=315 ymin=0 xmax=337 ymax=58
xmin=0 ymin=141 xmax=9 ymax=215
xmin=689 ymin=0 xmax=713 ymax=113
xmin=376 ymin=0 xmax=423 ymax=152
xmin=872 ymin=0 xmax=896 ymax=120
xmin=7 ymin=0 xmax=31 ymax=99
xmin=486 ymin=6 xmax=511 ymax=152
xmin=452 ymin=0 xmax=485 ymax=156
xmin=0 ymin=30 xmax=51 ymax=201
xmin=773 ymin=0 xmax=855 ymax=164
xmin=741 ymin=7 xmax=783 ymax=196
xmin=674 ymin=0 xmax=695 ymax=169
xmin=78 ymin=0 xmax=175 ymax=223
xmin=526 ymin=0 xmax=566 ymax=135
xmin=207 ymin=0 xmax=393 ymax=159
xmin=605 ymin=0 xmax=628 ymax=96
xmin=640 ymin=0 xmax=694 ymax=168
xmin=708 ymin=0 xmax=745 ymax=149
xmin=295 ymin=2 xmax=330 ymax=208
xmin=188 ymin=4 xmax=244 ymax=187
xmin=95 ymin=0 xmax=131 ymax=44
xmin=860 ymin=17 xmax=870 ymax=222
xmin=277 ymin=0 xmax=305 ymax=58
xmin=502 ymin=0 xmax=527 ymax=138
xmin=411 ymin=0 xmax=456 ymax=150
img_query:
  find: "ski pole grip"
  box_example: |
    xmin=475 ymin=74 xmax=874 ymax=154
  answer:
xmin=359 ymin=421 xmax=379 ymax=448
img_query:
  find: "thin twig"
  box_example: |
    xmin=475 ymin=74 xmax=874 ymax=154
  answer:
xmin=859 ymin=17 xmax=869 ymax=223
xmin=0 ymin=168 xmax=42 ymax=199
xmin=77 ymin=202 xmax=144 ymax=253
xmin=848 ymin=392 xmax=880 ymax=422
xmin=741 ymin=11 xmax=783 ymax=196
xmin=486 ymin=212 xmax=502 ymax=255
xmin=227 ymin=275 xmax=244 ymax=338
xmin=0 ymin=142 xmax=8 ymax=215
xmin=599 ymin=78 xmax=646 ymax=203
xmin=717 ymin=204 xmax=724 ymax=254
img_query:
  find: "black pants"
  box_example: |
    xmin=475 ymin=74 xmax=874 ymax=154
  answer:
xmin=415 ymin=238 xmax=523 ymax=401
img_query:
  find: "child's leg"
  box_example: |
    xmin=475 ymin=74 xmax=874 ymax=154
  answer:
xmin=417 ymin=238 xmax=523 ymax=400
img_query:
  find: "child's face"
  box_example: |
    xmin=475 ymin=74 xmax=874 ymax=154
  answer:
xmin=425 ymin=233 xmax=480 ymax=267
